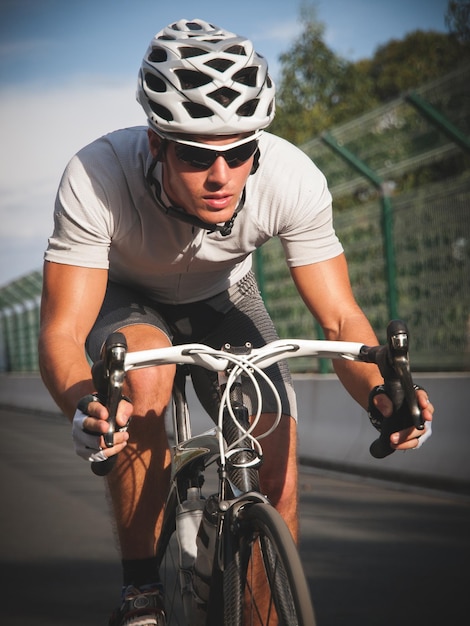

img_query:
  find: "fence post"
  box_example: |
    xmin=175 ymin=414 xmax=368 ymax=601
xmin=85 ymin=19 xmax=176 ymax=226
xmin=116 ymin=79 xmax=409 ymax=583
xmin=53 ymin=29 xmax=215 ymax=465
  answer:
xmin=320 ymin=132 xmax=399 ymax=320
xmin=406 ymin=91 xmax=470 ymax=155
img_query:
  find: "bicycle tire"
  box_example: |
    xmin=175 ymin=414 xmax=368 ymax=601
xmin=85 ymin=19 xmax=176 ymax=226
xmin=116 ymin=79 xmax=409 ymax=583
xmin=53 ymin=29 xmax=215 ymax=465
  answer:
xmin=223 ymin=502 xmax=316 ymax=626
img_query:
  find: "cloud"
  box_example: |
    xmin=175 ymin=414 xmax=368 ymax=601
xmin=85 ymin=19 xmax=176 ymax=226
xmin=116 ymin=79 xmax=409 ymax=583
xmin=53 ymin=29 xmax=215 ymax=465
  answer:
xmin=253 ymin=19 xmax=299 ymax=44
xmin=0 ymin=75 xmax=144 ymax=285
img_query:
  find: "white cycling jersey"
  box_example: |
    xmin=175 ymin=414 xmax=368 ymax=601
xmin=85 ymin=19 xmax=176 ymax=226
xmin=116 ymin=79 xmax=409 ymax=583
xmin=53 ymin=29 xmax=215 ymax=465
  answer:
xmin=45 ymin=127 xmax=343 ymax=304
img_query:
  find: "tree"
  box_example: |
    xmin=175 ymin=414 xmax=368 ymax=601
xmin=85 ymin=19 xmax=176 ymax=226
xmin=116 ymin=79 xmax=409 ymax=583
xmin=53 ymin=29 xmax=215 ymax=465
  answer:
xmin=271 ymin=2 xmax=470 ymax=144
xmin=270 ymin=2 xmax=378 ymax=144
xmin=446 ymin=0 xmax=470 ymax=42
xmin=362 ymin=30 xmax=470 ymax=101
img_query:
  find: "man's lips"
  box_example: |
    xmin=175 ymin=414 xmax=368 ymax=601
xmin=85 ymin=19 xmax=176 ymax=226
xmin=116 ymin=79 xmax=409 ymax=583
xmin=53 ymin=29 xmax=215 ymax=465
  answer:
xmin=203 ymin=194 xmax=233 ymax=210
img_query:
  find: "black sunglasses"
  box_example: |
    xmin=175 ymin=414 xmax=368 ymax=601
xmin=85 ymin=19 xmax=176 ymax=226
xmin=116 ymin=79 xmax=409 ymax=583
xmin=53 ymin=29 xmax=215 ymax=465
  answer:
xmin=173 ymin=139 xmax=259 ymax=170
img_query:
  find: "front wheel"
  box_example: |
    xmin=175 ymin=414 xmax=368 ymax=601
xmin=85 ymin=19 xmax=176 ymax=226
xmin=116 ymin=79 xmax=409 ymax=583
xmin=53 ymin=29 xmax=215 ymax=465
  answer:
xmin=223 ymin=503 xmax=316 ymax=626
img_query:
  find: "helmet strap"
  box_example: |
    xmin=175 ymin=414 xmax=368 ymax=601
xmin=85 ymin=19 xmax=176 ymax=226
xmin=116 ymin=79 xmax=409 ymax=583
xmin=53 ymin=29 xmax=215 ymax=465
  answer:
xmin=146 ymin=156 xmax=246 ymax=237
xmin=251 ymin=148 xmax=260 ymax=174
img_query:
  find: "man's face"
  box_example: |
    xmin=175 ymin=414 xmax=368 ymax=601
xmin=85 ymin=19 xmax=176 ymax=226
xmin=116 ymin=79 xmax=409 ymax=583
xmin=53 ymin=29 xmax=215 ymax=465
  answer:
xmin=148 ymin=130 xmax=255 ymax=226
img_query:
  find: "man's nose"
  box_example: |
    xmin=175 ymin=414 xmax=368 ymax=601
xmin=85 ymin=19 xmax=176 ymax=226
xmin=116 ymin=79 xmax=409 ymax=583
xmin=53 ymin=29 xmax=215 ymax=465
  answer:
xmin=206 ymin=155 xmax=230 ymax=186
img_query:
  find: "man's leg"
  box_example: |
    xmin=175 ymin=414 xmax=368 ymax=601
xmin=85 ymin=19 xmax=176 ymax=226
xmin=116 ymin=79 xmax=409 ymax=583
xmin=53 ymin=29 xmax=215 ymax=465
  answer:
xmin=105 ymin=324 xmax=175 ymax=570
xmin=242 ymin=413 xmax=298 ymax=626
xmin=256 ymin=413 xmax=298 ymax=540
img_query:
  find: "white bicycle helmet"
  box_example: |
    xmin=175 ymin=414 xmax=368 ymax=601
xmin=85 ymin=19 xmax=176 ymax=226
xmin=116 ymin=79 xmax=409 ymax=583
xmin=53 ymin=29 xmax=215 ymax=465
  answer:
xmin=137 ymin=18 xmax=275 ymax=136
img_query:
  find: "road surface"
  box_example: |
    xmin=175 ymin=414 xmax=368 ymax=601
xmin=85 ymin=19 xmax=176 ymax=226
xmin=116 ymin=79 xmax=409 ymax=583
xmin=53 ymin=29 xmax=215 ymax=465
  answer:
xmin=0 ymin=407 xmax=468 ymax=625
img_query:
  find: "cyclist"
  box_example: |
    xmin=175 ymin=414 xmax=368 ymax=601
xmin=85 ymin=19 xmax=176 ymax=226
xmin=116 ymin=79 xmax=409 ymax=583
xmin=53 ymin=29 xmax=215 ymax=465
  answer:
xmin=38 ymin=18 xmax=434 ymax=626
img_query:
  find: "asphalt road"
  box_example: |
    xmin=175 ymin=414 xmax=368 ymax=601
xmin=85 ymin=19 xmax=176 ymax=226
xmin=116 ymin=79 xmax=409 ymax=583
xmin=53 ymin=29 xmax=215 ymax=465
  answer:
xmin=1 ymin=407 xmax=469 ymax=626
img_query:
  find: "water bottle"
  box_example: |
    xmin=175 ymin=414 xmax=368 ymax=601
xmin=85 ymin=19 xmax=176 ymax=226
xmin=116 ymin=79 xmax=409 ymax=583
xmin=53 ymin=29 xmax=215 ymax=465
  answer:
xmin=175 ymin=487 xmax=204 ymax=621
xmin=191 ymin=494 xmax=219 ymax=622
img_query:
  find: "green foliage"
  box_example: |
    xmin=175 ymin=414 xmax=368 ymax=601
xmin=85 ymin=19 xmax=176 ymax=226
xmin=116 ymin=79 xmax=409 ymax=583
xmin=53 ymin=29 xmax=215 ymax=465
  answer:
xmin=362 ymin=30 xmax=470 ymax=101
xmin=270 ymin=1 xmax=470 ymax=145
xmin=446 ymin=0 xmax=470 ymax=42
xmin=270 ymin=3 xmax=379 ymax=144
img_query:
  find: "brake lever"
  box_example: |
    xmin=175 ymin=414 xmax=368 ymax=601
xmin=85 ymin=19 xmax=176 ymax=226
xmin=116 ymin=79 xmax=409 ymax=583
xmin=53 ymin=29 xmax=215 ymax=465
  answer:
xmin=386 ymin=322 xmax=423 ymax=431
xmin=91 ymin=332 xmax=127 ymax=476
xmin=361 ymin=320 xmax=424 ymax=459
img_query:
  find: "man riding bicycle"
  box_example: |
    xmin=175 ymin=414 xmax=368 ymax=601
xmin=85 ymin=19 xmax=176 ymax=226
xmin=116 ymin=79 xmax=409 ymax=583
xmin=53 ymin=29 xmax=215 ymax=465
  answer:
xmin=38 ymin=18 xmax=433 ymax=626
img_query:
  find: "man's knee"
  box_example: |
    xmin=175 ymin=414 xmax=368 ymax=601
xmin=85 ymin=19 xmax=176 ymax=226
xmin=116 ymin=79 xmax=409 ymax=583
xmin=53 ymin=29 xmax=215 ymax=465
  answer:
xmin=119 ymin=324 xmax=175 ymax=416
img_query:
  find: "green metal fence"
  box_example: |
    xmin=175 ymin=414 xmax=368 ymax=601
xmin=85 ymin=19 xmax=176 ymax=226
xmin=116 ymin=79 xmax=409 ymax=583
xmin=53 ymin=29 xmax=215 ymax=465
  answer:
xmin=258 ymin=63 xmax=470 ymax=372
xmin=255 ymin=172 xmax=470 ymax=373
xmin=0 ymin=272 xmax=42 ymax=372
xmin=0 ymin=66 xmax=469 ymax=373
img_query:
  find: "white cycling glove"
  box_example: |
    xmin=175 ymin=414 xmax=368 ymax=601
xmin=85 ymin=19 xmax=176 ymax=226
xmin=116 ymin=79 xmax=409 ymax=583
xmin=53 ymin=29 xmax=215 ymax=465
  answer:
xmin=72 ymin=409 xmax=109 ymax=462
xmin=72 ymin=394 xmax=131 ymax=463
xmin=72 ymin=395 xmax=109 ymax=462
xmin=414 ymin=422 xmax=433 ymax=449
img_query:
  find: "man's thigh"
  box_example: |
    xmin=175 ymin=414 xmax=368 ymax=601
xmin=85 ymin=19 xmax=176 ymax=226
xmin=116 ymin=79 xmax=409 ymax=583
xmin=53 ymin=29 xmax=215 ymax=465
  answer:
xmin=86 ymin=282 xmax=172 ymax=362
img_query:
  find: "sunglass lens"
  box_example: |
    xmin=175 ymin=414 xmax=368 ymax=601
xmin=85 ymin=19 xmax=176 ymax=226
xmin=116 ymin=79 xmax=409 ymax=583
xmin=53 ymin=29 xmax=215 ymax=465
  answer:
xmin=175 ymin=146 xmax=214 ymax=168
xmin=225 ymin=141 xmax=258 ymax=167
xmin=175 ymin=140 xmax=258 ymax=169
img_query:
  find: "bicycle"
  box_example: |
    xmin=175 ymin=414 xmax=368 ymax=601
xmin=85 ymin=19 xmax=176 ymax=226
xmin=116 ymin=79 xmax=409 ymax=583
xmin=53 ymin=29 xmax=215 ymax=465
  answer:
xmin=89 ymin=319 xmax=424 ymax=626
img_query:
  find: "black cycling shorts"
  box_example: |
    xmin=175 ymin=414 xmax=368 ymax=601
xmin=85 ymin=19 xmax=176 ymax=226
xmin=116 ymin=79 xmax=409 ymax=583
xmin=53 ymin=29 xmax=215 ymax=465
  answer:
xmin=86 ymin=271 xmax=297 ymax=421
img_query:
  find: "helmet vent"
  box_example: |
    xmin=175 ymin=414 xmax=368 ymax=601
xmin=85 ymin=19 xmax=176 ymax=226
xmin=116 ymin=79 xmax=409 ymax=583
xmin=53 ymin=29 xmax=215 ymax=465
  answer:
xmin=145 ymin=73 xmax=166 ymax=93
xmin=204 ymin=58 xmax=235 ymax=72
xmin=183 ymin=102 xmax=215 ymax=119
xmin=237 ymin=99 xmax=259 ymax=117
xmin=186 ymin=22 xmax=204 ymax=31
xmin=179 ymin=46 xmax=208 ymax=58
xmin=148 ymin=47 xmax=168 ymax=63
xmin=208 ymin=87 xmax=241 ymax=108
xmin=149 ymin=101 xmax=173 ymax=121
xmin=224 ymin=44 xmax=247 ymax=56
xmin=233 ymin=67 xmax=258 ymax=86
xmin=174 ymin=69 xmax=212 ymax=89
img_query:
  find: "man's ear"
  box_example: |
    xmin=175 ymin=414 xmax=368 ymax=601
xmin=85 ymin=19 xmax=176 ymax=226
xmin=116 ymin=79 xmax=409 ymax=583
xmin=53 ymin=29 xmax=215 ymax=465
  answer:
xmin=147 ymin=129 xmax=165 ymax=160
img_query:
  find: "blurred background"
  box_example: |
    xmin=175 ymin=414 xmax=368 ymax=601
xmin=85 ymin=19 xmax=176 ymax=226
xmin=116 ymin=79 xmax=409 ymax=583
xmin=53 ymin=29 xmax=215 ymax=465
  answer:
xmin=1 ymin=0 xmax=469 ymax=372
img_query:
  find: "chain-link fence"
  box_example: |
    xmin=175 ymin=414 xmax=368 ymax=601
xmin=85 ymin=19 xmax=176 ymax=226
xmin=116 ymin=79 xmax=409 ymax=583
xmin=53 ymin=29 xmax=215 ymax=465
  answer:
xmin=301 ymin=64 xmax=470 ymax=205
xmin=0 ymin=271 xmax=42 ymax=372
xmin=257 ymin=64 xmax=470 ymax=372
xmin=257 ymin=173 xmax=469 ymax=371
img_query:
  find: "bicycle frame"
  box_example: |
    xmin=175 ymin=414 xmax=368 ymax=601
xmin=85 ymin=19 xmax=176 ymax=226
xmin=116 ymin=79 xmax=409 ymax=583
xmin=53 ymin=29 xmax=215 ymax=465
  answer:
xmin=90 ymin=319 xmax=425 ymax=625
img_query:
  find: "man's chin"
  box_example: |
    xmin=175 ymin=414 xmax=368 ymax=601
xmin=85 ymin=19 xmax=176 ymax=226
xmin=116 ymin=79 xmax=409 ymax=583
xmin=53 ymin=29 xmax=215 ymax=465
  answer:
xmin=197 ymin=207 xmax=236 ymax=225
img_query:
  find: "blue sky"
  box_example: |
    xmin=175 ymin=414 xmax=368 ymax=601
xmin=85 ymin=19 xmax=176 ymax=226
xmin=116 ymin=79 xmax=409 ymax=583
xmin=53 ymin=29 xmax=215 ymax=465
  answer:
xmin=0 ymin=0 xmax=449 ymax=286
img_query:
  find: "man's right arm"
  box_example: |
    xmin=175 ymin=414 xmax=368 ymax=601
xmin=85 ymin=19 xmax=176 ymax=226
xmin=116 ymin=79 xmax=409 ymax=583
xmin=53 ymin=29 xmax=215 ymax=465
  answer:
xmin=38 ymin=261 xmax=108 ymax=420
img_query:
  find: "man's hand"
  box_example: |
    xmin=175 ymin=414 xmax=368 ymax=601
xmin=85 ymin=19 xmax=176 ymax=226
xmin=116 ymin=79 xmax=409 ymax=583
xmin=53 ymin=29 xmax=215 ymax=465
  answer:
xmin=72 ymin=395 xmax=132 ymax=462
xmin=370 ymin=386 xmax=434 ymax=451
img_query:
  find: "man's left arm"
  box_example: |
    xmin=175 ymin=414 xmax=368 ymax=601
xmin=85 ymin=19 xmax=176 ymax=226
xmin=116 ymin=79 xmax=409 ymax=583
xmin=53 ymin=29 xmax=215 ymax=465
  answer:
xmin=290 ymin=253 xmax=433 ymax=450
